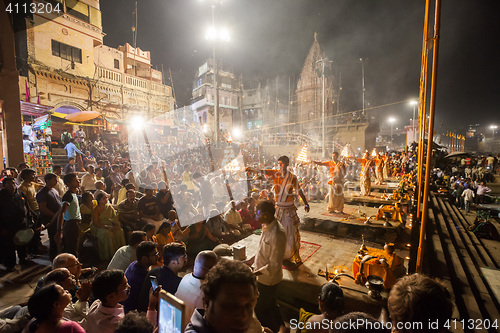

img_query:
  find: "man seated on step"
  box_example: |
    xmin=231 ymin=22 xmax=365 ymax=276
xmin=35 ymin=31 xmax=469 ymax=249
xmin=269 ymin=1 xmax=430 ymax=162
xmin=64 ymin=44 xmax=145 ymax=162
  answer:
xmin=35 ymin=253 xmax=94 ymax=302
xmin=175 ymin=250 xmax=218 ymax=326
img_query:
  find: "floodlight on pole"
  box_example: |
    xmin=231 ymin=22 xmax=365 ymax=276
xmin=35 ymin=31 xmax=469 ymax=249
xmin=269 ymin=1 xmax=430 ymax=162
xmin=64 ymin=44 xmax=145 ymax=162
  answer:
xmin=359 ymin=58 xmax=366 ymax=116
xmin=232 ymin=127 xmax=242 ymax=139
xmin=130 ymin=115 xmax=145 ymax=131
xmin=491 ymin=125 xmax=497 ymax=139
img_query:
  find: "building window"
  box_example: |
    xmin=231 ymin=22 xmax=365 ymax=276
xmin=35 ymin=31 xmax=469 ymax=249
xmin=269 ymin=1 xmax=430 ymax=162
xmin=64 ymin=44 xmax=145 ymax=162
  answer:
xmin=51 ymin=40 xmax=82 ymax=63
xmin=66 ymin=0 xmax=90 ymax=23
xmin=114 ymin=59 xmax=120 ymax=69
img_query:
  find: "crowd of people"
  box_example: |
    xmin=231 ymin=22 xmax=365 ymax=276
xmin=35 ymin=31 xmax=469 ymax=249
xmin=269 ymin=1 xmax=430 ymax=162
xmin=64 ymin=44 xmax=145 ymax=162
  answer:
xmin=1 ymin=126 xmax=497 ymax=332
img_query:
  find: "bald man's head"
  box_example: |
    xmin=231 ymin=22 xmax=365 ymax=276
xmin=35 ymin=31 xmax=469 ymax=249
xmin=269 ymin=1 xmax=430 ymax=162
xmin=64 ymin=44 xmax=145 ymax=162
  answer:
xmin=193 ymin=251 xmax=218 ymax=279
xmin=52 ymin=253 xmax=82 ymax=279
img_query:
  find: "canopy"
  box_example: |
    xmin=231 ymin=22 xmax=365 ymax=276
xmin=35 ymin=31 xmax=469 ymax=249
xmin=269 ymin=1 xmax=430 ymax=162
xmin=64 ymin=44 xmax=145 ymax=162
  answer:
xmin=444 ymin=152 xmax=471 ymax=159
xmin=63 ymin=122 xmax=102 ymax=127
xmin=20 ymin=101 xmax=53 ymax=117
xmin=65 ymin=111 xmax=100 ymax=122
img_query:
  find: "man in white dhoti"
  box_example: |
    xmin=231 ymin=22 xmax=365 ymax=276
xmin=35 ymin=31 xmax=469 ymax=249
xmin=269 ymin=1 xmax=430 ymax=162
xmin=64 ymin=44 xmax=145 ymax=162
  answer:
xmin=247 ymin=156 xmax=310 ymax=266
xmin=373 ymin=153 xmax=384 ymax=185
xmin=311 ymin=152 xmax=346 ymax=214
xmin=357 ymin=152 xmax=372 ymax=196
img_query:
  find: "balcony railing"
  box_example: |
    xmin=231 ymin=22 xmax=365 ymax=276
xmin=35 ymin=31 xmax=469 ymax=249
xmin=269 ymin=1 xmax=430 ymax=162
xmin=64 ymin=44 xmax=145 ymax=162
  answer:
xmin=96 ymin=65 xmax=173 ymax=97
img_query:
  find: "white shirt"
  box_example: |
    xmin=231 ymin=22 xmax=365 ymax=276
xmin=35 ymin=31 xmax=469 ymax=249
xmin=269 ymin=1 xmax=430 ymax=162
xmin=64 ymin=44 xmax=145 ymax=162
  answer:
xmin=254 ymin=219 xmax=286 ymax=286
xmin=63 ymin=300 xmax=89 ymax=323
xmin=224 ymin=209 xmax=242 ymax=227
xmin=82 ymin=300 xmax=124 ymax=333
xmin=175 ymin=273 xmax=203 ymax=327
xmin=477 ymin=185 xmax=491 ymax=196
xmin=462 ymin=188 xmax=475 ymax=202
xmin=107 ymin=245 xmax=137 ymax=272
xmin=23 ymin=139 xmax=32 ymax=154
xmin=22 ymin=124 xmax=32 ymax=136
xmin=54 ymin=176 xmax=66 ymax=197
xmin=81 ymin=173 xmax=97 ymax=191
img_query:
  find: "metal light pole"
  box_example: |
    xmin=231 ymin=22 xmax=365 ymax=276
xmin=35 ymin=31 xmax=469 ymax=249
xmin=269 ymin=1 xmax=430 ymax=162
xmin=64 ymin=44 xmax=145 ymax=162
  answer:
xmin=410 ymin=100 xmax=418 ymax=142
xmin=360 ymin=58 xmax=366 ymax=116
xmin=389 ymin=117 xmax=396 ymax=150
xmin=316 ymin=57 xmax=331 ymax=158
xmin=211 ymin=4 xmax=219 ymax=143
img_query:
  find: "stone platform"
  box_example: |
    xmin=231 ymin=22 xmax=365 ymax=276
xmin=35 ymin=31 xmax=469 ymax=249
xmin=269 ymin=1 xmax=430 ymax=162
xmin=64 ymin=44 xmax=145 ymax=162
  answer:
xmin=231 ymin=229 xmax=408 ymax=319
xmin=344 ymin=191 xmax=409 ymax=207
xmin=345 ymin=180 xmax=400 ymax=192
xmin=298 ymin=202 xmax=404 ymax=245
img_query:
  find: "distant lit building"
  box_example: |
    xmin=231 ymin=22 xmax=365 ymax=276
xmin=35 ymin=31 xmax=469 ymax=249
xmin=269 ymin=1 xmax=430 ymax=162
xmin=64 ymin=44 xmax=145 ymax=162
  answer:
xmin=241 ymin=77 xmax=295 ymax=136
xmin=191 ymin=59 xmax=241 ymax=135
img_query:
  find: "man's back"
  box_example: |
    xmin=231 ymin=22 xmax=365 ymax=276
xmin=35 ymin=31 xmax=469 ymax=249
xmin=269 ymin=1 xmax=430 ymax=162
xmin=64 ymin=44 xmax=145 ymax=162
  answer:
xmin=175 ymin=273 xmax=203 ymax=327
xmin=123 ymin=261 xmax=148 ymax=313
xmin=107 ymin=245 xmax=136 ymax=271
xmin=137 ymin=265 xmax=182 ymax=312
xmin=36 ymin=186 xmax=61 ymax=222
xmin=255 ymin=219 xmax=286 ymax=286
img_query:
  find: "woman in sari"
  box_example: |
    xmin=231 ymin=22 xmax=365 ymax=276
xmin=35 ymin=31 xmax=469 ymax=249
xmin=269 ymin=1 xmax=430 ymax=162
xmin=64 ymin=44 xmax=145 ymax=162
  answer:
xmin=79 ymin=191 xmax=96 ymax=235
xmin=91 ymin=192 xmax=125 ymax=261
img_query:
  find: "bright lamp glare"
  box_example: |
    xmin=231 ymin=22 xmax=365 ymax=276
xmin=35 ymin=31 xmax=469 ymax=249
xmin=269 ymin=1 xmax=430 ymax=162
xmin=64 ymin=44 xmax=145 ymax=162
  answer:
xmin=206 ymin=26 xmax=230 ymax=42
xmin=206 ymin=26 xmax=217 ymax=40
xmin=388 ymin=117 xmax=396 ymax=123
xmin=130 ymin=115 xmax=144 ymax=130
xmin=410 ymin=100 xmax=418 ymax=105
xmin=219 ymin=28 xmax=230 ymax=42
xmin=232 ymin=127 xmax=242 ymax=138
xmin=490 ymin=125 xmax=498 ymax=129
xmin=203 ymin=124 xmax=209 ymax=133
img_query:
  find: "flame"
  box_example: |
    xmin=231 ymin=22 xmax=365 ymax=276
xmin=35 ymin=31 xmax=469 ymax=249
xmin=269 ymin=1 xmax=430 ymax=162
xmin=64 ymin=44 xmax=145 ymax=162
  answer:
xmin=223 ymin=158 xmax=242 ymax=171
xmin=371 ymin=148 xmax=377 ymax=157
xmin=340 ymin=144 xmax=352 ymax=158
xmin=297 ymin=145 xmax=310 ymax=163
xmin=227 ymin=134 xmax=233 ymax=143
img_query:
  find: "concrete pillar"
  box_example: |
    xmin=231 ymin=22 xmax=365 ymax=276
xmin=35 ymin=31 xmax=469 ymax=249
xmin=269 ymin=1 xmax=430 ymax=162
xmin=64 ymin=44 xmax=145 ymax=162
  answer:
xmin=0 ymin=7 xmax=24 ymax=168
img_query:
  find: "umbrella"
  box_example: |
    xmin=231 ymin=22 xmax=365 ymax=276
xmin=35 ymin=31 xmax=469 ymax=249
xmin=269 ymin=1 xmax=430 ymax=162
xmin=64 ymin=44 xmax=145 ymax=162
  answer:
xmin=65 ymin=111 xmax=100 ymax=122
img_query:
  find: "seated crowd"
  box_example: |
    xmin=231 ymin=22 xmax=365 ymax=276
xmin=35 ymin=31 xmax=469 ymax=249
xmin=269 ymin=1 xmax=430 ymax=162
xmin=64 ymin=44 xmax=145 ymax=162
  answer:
xmin=1 ymin=158 xmax=456 ymax=333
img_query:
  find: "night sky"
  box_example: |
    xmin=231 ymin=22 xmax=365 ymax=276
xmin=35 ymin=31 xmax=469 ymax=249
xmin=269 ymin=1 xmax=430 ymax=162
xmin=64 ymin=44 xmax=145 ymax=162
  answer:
xmin=99 ymin=0 xmax=500 ymax=133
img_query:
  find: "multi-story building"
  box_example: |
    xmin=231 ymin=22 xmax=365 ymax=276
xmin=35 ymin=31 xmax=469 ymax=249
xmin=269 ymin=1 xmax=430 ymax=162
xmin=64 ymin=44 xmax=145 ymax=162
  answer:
xmin=16 ymin=0 xmax=174 ymax=128
xmin=191 ymin=59 xmax=241 ymax=136
xmin=240 ymin=76 xmax=295 ymax=137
